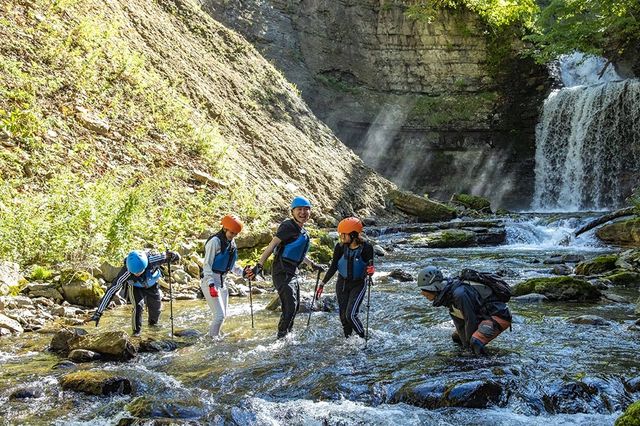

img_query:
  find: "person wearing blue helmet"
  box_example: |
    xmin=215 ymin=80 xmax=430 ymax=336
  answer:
xmin=87 ymin=249 xmax=180 ymax=336
xmin=246 ymin=195 xmax=325 ymax=338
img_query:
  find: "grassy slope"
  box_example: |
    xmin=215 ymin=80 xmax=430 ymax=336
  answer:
xmin=0 ymin=0 xmax=394 ymax=269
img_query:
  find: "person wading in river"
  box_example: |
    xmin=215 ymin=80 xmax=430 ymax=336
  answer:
xmin=417 ymin=266 xmax=512 ymax=355
xmin=315 ymin=217 xmax=374 ymax=339
xmin=202 ymin=214 xmax=249 ymax=339
xmin=245 ymin=196 xmax=325 ymax=339
xmin=87 ymin=249 xmax=180 ymax=336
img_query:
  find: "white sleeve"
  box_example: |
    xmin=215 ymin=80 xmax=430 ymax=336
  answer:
xmin=202 ymin=237 xmax=222 ymax=286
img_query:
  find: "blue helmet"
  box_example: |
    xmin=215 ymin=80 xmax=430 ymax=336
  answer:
xmin=290 ymin=196 xmax=312 ymax=209
xmin=126 ymin=250 xmax=148 ymax=274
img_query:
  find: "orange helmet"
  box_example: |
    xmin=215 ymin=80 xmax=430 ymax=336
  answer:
xmin=221 ymin=214 xmax=243 ymax=234
xmin=337 ymin=217 xmax=363 ymax=235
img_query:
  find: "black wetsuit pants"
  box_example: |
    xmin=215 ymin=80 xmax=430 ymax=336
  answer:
xmin=127 ymin=284 xmax=162 ymax=334
xmin=273 ymin=264 xmax=299 ymax=338
xmin=336 ymin=278 xmax=367 ymax=338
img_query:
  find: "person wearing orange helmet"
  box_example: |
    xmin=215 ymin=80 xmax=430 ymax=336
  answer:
xmin=316 ymin=217 xmax=375 ymax=339
xmin=201 ymin=214 xmax=246 ymax=339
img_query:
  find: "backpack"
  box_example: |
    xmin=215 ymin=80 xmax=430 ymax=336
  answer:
xmin=459 ymin=269 xmax=512 ymax=303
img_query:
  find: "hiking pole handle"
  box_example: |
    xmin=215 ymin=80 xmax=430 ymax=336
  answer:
xmin=307 ymin=269 xmax=321 ymax=327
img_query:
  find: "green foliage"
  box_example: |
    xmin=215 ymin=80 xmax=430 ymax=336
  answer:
xmin=526 ymin=0 xmax=640 ymax=64
xmin=30 ymin=265 xmax=54 ymax=281
xmin=410 ymin=92 xmax=499 ymax=126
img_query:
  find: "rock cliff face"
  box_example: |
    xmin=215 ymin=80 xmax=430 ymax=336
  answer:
xmin=203 ymin=0 xmax=551 ymax=209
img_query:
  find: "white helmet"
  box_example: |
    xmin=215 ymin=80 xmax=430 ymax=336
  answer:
xmin=417 ymin=266 xmax=445 ymax=292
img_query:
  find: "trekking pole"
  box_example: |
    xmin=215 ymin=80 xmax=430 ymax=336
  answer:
xmin=247 ymin=277 xmax=255 ymax=328
xmin=167 ymin=251 xmax=174 ymax=338
xmin=364 ymin=261 xmax=373 ymax=349
xmin=307 ymin=269 xmax=321 ymax=327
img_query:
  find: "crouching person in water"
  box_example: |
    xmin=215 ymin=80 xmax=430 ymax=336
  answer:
xmin=201 ymin=214 xmax=248 ymax=339
xmin=316 ymin=217 xmax=374 ymax=339
xmin=417 ymin=266 xmax=511 ymax=355
xmin=87 ymin=249 xmax=180 ymax=336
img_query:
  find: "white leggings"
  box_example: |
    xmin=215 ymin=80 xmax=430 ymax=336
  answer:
xmin=200 ymin=280 xmax=229 ymax=338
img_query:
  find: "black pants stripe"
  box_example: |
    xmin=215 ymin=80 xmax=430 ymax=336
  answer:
xmin=337 ymin=278 xmax=366 ymax=338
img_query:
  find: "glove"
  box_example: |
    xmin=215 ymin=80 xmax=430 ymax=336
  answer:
xmin=87 ymin=312 xmax=101 ymax=327
xmin=315 ymin=284 xmax=324 ymax=299
xmin=250 ymin=264 xmax=263 ymax=280
xmin=209 ymin=283 xmax=219 ymax=298
xmin=167 ymin=250 xmax=181 ymax=263
xmin=242 ymin=265 xmax=254 ymax=280
xmin=366 ymin=265 xmax=375 ymax=276
xmin=312 ymin=263 xmax=326 ymax=273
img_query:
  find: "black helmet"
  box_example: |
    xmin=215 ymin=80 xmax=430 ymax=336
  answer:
xmin=417 ymin=266 xmax=445 ymax=292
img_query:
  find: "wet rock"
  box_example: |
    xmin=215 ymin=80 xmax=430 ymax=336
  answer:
xmin=362 ymin=217 xmax=377 ymax=226
xmin=69 ymin=331 xmax=137 ymax=360
xmin=117 ymin=418 xmax=200 ymax=425
xmin=60 ymin=370 xmax=132 ymax=396
xmin=596 ymin=218 xmax=640 ymax=247
xmin=544 ymin=254 xmax=585 ymax=264
xmin=450 ymin=193 xmax=491 ymax=213
xmin=235 ymin=229 xmax=273 ymax=249
xmin=373 ymin=244 xmax=387 ymax=256
xmin=605 ymin=271 xmax=640 ymax=288
xmin=512 ymin=277 xmax=601 ymax=302
xmin=575 ymin=254 xmax=619 ymax=276
xmin=99 ymin=261 xmax=122 ymax=283
xmin=602 ymin=293 xmax=629 ymax=303
xmin=569 ymin=315 xmax=611 ymax=326
xmin=0 ymin=313 xmax=24 ymax=334
xmin=590 ymin=278 xmax=613 ymax=290
xmin=624 ymin=377 xmax=640 ymax=393
xmin=410 ymin=229 xmax=476 ymax=248
xmin=616 ymin=400 xmax=640 ymax=425
xmin=59 ymin=270 xmax=105 ymax=307
xmin=388 ymin=189 xmax=457 ymax=222
xmin=389 ymin=269 xmax=414 ymax=282
xmin=69 ymin=349 xmax=102 ymax=362
xmin=616 ymin=249 xmax=640 ymax=271
xmin=9 ymin=387 xmax=43 ymax=400
xmin=50 ymin=327 xmax=88 ymax=353
xmin=512 ymin=293 xmax=548 ymax=303
xmin=125 ymin=395 xmax=204 ymax=419
xmin=173 ymin=329 xmax=201 ymax=338
xmin=552 ymin=264 xmax=573 ymax=275
xmin=138 ymin=338 xmax=178 ymax=353
xmin=52 ymin=360 xmax=77 ymax=370
xmin=392 ymin=381 xmax=446 ymax=409
xmin=542 ymin=381 xmax=599 ymax=414
xmin=445 ymin=380 xmax=504 ymax=408
xmin=475 ymin=228 xmax=507 ymax=245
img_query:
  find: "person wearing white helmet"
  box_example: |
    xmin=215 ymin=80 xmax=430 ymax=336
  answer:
xmin=418 ymin=266 xmax=511 ymax=355
xmin=246 ymin=196 xmax=325 ymax=338
xmin=87 ymin=249 xmax=180 ymax=336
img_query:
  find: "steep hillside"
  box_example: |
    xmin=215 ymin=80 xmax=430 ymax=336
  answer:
xmin=0 ymin=0 xmax=394 ymax=268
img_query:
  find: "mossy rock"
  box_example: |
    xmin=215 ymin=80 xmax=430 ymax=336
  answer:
xmin=450 ymin=193 xmax=492 ymax=213
xmin=616 ymin=400 xmax=640 ymax=426
xmin=388 ymin=189 xmax=457 ymax=222
xmin=411 ymin=230 xmax=476 ymax=248
xmin=59 ymin=269 xmax=105 ymax=307
xmin=512 ymin=276 xmax=601 ymax=301
xmin=575 ymin=254 xmax=619 ymax=276
xmin=69 ymin=330 xmax=137 ymax=360
xmin=126 ymin=395 xmax=204 ymax=419
xmin=596 ymin=218 xmax=640 ymax=247
xmin=604 ymin=271 xmax=640 ymax=288
xmin=60 ymin=370 xmax=132 ymax=395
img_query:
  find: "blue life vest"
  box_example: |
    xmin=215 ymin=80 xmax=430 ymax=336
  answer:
xmin=211 ymin=237 xmax=238 ymax=274
xmin=338 ymin=245 xmax=366 ymax=280
xmin=276 ymin=228 xmax=310 ymax=265
xmin=132 ymin=267 xmax=161 ymax=288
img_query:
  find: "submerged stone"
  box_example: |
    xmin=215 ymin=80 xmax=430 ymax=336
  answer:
xmin=542 ymin=381 xmax=599 ymax=414
xmin=569 ymin=315 xmax=611 ymax=326
xmin=126 ymin=395 xmax=204 ymax=419
xmin=9 ymin=387 xmax=43 ymax=400
xmin=444 ymin=380 xmax=504 ymax=408
xmin=605 ymin=271 xmax=640 ymax=288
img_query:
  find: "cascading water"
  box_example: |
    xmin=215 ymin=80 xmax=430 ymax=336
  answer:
xmin=531 ymin=53 xmax=640 ymax=211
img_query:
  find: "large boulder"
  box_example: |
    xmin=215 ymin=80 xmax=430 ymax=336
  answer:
xmin=99 ymin=261 xmax=122 ymax=283
xmin=512 ymin=277 xmax=601 ymax=301
xmin=50 ymin=327 xmax=89 ymax=353
xmin=59 ymin=270 xmax=105 ymax=307
xmin=60 ymin=371 xmax=132 ymax=396
xmin=235 ymin=229 xmax=273 ymax=249
xmin=68 ymin=330 xmax=137 ymax=360
xmin=616 ymin=400 xmax=640 ymax=426
xmin=597 ymin=218 xmax=640 ymax=247
xmin=22 ymin=283 xmax=64 ymax=302
xmin=450 ymin=193 xmax=492 ymax=213
xmin=392 ymin=379 xmax=504 ymax=409
xmin=0 ymin=261 xmax=22 ymax=296
xmin=388 ymin=189 xmax=456 ymax=222
xmin=410 ymin=229 xmax=476 ymax=248
xmin=616 ymin=249 xmax=640 ymax=271
xmin=575 ymin=254 xmax=619 ymax=276
xmin=604 ymin=271 xmax=640 ymax=288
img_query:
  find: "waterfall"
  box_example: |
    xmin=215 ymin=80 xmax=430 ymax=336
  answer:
xmin=531 ymin=53 xmax=640 ymax=211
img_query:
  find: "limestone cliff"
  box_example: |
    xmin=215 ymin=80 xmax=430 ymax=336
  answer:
xmin=203 ymin=0 xmax=551 ymax=209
